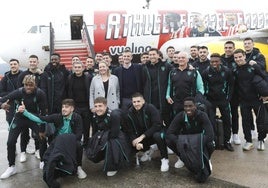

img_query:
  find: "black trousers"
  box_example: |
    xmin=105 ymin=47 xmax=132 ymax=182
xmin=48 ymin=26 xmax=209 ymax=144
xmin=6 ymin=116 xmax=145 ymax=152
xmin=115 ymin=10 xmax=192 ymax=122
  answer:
xmin=7 ymin=119 xmax=40 ymax=166
xmin=75 ymin=107 xmax=92 ymax=145
xmin=240 ymin=100 xmax=265 ymax=142
xmin=210 ymin=101 xmax=232 ymax=143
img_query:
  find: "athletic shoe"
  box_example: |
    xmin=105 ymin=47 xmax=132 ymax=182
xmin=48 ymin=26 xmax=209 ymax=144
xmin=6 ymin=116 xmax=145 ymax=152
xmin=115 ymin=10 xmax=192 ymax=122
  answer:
xmin=140 ymin=149 xmax=154 ymax=162
xmin=174 ymin=157 xmax=184 ymax=169
xmin=35 ymin=150 xmax=40 ymax=159
xmin=107 ymin=171 xmax=117 ymax=177
xmin=167 ymin=147 xmax=174 ymax=154
xmin=243 ymin=142 xmax=254 ymax=151
xmin=77 ymin=166 xmax=87 ymax=179
xmin=0 ymin=166 xmax=17 ymax=179
xmin=39 ymin=161 xmax=44 ymax=169
xmin=251 ymin=130 xmax=257 ymax=140
xmin=232 ymin=134 xmax=241 ymax=145
xmin=20 ymin=152 xmax=27 ymax=163
xmin=257 ymin=140 xmax=265 ymax=151
xmin=224 ymin=142 xmax=234 ymax=152
xmin=160 ymin=158 xmax=169 ymax=172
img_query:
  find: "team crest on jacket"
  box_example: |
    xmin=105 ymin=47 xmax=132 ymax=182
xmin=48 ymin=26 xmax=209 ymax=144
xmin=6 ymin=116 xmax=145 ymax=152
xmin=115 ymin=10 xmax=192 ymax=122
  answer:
xmin=161 ymin=66 xmax=166 ymax=71
xmin=187 ymin=71 xmax=193 ymax=76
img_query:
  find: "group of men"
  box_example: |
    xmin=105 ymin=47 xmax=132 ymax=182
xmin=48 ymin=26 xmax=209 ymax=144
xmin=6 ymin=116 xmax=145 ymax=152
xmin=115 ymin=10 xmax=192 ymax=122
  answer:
xmin=0 ymin=36 xmax=267 ymax=186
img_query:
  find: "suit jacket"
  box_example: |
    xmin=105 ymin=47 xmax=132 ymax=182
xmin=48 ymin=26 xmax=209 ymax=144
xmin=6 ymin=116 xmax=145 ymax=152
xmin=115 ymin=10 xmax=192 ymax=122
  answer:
xmin=90 ymin=74 xmax=120 ymax=110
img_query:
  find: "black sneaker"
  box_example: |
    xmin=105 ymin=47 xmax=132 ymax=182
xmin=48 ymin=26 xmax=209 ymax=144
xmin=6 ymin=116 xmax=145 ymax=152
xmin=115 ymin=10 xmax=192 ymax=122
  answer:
xmin=224 ymin=142 xmax=234 ymax=152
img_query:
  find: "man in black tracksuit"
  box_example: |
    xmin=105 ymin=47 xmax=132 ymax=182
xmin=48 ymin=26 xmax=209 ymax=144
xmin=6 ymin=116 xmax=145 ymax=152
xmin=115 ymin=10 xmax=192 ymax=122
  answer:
xmin=233 ymin=49 xmax=266 ymax=151
xmin=126 ymin=92 xmax=169 ymax=172
xmin=221 ymin=41 xmax=241 ymax=145
xmin=142 ymin=48 xmax=173 ymax=127
xmin=192 ymin=46 xmax=210 ymax=75
xmin=0 ymin=59 xmax=22 ymax=125
xmin=166 ymin=51 xmax=204 ymax=116
xmin=202 ymin=53 xmax=234 ymax=151
xmin=18 ymin=98 xmax=87 ymax=186
xmin=17 ymin=54 xmax=43 ymax=160
xmin=243 ymin=37 xmax=267 ymax=136
xmin=67 ymin=61 xmax=92 ymax=146
xmin=166 ymin=97 xmax=214 ymax=182
xmin=89 ymin=97 xmax=130 ymax=177
xmin=0 ymin=75 xmax=47 ymax=179
xmin=41 ymin=53 xmax=70 ymax=114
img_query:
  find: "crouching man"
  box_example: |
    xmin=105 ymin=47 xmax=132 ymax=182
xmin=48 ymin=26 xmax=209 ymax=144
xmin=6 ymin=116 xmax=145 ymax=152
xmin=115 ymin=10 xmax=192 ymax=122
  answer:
xmin=17 ymin=98 xmax=87 ymax=187
xmin=86 ymin=97 xmax=130 ymax=177
xmin=126 ymin=92 xmax=169 ymax=172
xmin=166 ymin=97 xmax=215 ymax=182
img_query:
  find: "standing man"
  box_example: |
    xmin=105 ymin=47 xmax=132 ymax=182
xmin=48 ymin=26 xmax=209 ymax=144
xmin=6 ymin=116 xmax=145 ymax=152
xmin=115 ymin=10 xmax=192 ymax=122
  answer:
xmin=17 ymin=54 xmax=43 ymax=160
xmin=113 ymin=49 xmax=143 ymax=111
xmin=41 ymin=53 xmax=69 ymax=114
xmin=221 ymin=41 xmax=241 ymax=145
xmin=83 ymin=56 xmax=97 ymax=77
xmin=67 ymin=61 xmax=92 ymax=146
xmin=192 ymin=46 xmax=211 ymax=75
xmin=0 ymin=75 xmax=47 ymax=179
xmin=166 ymin=51 xmax=204 ymax=116
xmin=244 ymin=37 xmax=266 ymax=70
xmin=202 ymin=53 xmax=234 ymax=151
xmin=0 ymin=59 xmax=22 ymax=125
xmin=165 ymin=46 xmax=175 ymax=64
xmin=142 ymin=48 xmax=173 ymax=127
xmin=126 ymin=93 xmax=169 ymax=172
xmin=233 ymin=49 xmax=266 ymax=151
xmin=188 ymin=45 xmax=199 ymax=65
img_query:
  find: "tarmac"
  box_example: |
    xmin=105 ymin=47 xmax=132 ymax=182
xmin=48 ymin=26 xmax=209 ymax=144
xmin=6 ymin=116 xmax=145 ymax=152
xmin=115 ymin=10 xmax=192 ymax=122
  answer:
xmin=0 ymin=109 xmax=267 ymax=188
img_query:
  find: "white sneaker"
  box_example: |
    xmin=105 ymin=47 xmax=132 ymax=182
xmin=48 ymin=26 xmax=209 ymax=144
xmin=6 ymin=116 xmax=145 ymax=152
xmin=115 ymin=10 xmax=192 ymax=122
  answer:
xmin=39 ymin=161 xmax=44 ymax=169
xmin=251 ymin=130 xmax=257 ymax=140
xmin=0 ymin=166 xmax=17 ymax=179
xmin=232 ymin=134 xmax=241 ymax=145
xmin=140 ymin=149 xmax=154 ymax=162
xmin=167 ymin=147 xmax=174 ymax=154
xmin=209 ymin=160 xmax=213 ymax=172
xmin=257 ymin=140 xmax=265 ymax=151
xmin=243 ymin=142 xmax=254 ymax=151
xmin=150 ymin=144 xmax=158 ymax=151
xmin=20 ymin=152 xmax=27 ymax=163
xmin=174 ymin=157 xmax=184 ymax=169
xmin=160 ymin=158 xmax=169 ymax=172
xmin=77 ymin=166 xmax=87 ymax=179
xmin=107 ymin=171 xmax=117 ymax=177
xmin=35 ymin=150 xmax=40 ymax=159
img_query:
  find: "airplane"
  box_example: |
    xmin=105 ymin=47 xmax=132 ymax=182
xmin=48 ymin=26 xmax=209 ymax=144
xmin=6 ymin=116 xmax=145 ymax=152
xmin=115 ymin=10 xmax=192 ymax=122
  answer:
xmin=0 ymin=8 xmax=268 ymax=77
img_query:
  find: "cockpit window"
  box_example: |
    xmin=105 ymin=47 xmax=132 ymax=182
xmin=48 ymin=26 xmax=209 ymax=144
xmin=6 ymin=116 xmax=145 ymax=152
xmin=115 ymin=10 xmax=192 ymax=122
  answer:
xmin=27 ymin=26 xmax=38 ymax=33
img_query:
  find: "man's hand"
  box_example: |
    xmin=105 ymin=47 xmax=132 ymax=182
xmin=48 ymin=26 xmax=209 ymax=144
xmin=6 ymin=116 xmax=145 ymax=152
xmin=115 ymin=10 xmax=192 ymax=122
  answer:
xmin=167 ymin=97 xmax=174 ymax=104
xmin=249 ymin=60 xmax=257 ymax=66
xmin=17 ymin=101 xmax=26 ymax=113
xmin=136 ymin=143 xmax=143 ymax=150
xmin=1 ymin=99 xmax=10 ymax=112
xmin=132 ymin=134 xmax=146 ymax=147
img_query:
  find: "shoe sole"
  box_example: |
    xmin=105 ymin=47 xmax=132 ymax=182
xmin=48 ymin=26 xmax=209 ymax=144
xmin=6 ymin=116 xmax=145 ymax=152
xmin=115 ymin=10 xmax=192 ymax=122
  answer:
xmin=243 ymin=146 xmax=254 ymax=151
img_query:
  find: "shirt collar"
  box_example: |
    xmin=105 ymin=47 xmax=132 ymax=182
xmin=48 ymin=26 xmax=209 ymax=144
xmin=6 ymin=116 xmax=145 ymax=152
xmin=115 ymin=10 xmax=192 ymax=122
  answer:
xmin=63 ymin=113 xmax=73 ymax=121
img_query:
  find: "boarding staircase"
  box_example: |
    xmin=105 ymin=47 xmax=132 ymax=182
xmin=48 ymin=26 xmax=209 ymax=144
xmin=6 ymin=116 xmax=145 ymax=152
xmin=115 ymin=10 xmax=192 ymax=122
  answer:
xmin=54 ymin=40 xmax=88 ymax=70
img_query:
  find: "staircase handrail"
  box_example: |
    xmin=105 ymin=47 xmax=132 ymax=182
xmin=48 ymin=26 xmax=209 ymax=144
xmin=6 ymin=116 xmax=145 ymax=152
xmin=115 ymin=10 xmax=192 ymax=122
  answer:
xmin=82 ymin=21 xmax=95 ymax=58
xmin=49 ymin=22 xmax=55 ymax=58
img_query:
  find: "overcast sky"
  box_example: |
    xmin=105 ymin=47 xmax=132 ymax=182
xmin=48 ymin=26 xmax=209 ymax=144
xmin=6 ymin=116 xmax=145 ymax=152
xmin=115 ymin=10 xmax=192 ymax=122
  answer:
xmin=1 ymin=0 xmax=265 ymax=36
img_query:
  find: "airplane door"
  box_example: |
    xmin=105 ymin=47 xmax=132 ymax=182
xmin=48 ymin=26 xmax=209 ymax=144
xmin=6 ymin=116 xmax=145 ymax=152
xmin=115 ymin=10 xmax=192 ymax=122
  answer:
xmin=70 ymin=15 xmax=83 ymax=40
